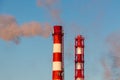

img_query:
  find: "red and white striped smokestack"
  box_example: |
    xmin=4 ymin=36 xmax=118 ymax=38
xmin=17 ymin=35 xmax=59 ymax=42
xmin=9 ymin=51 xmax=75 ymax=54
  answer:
xmin=75 ymin=35 xmax=84 ymax=80
xmin=52 ymin=25 xmax=64 ymax=80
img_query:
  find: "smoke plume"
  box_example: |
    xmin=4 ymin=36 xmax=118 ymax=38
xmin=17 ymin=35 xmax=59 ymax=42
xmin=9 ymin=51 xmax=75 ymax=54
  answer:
xmin=37 ymin=0 xmax=62 ymax=24
xmin=103 ymin=31 xmax=120 ymax=80
xmin=101 ymin=59 xmax=112 ymax=80
xmin=107 ymin=31 xmax=120 ymax=68
xmin=0 ymin=15 xmax=52 ymax=43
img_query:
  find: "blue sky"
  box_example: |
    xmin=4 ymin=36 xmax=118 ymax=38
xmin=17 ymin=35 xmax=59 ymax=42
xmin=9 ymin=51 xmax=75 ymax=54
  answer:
xmin=0 ymin=0 xmax=120 ymax=80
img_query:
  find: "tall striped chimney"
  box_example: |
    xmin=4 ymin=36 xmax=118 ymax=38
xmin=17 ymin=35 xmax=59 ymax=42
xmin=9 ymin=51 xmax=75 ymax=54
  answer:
xmin=75 ymin=35 xmax=84 ymax=80
xmin=52 ymin=25 xmax=64 ymax=80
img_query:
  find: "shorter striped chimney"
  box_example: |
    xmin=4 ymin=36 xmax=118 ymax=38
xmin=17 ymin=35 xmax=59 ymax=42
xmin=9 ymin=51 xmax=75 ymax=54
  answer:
xmin=52 ymin=25 xmax=64 ymax=80
xmin=75 ymin=35 xmax=84 ymax=80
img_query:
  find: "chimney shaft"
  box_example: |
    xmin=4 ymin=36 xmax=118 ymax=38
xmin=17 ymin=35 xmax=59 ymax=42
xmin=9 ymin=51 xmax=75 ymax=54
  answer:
xmin=52 ymin=25 xmax=64 ymax=80
xmin=75 ymin=35 xmax=84 ymax=80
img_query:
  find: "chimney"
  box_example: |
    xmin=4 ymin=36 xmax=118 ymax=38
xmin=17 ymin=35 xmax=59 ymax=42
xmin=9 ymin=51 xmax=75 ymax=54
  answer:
xmin=75 ymin=35 xmax=84 ymax=80
xmin=52 ymin=25 xmax=64 ymax=80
